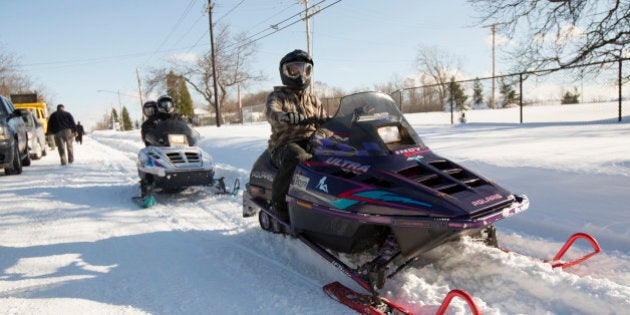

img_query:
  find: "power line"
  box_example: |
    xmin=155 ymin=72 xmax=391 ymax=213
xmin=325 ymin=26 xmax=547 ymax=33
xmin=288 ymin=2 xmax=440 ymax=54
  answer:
xmin=22 ymin=1 xmax=343 ymax=70
xmin=216 ymin=0 xmax=247 ymax=22
xmin=186 ymin=0 xmax=335 ymax=56
xmin=219 ymin=0 xmax=341 ymax=56
xmin=140 ymin=0 xmax=198 ymax=67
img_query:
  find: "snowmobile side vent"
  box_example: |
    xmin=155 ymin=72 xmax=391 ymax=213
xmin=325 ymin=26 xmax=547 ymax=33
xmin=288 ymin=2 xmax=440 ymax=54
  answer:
xmin=185 ymin=152 xmax=200 ymax=163
xmin=166 ymin=152 xmax=185 ymax=163
xmin=428 ymin=159 xmax=449 ymax=168
xmin=398 ymin=165 xmax=466 ymax=195
xmin=428 ymin=159 xmax=486 ymax=188
xmin=165 ymin=151 xmax=201 ymax=164
xmin=433 ymin=183 xmax=463 ymax=195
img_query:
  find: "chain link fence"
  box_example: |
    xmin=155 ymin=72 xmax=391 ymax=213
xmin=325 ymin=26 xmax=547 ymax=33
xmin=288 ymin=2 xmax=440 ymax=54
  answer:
xmin=235 ymin=58 xmax=627 ymax=125
xmin=328 ymin=58 xmax=629 ymax=124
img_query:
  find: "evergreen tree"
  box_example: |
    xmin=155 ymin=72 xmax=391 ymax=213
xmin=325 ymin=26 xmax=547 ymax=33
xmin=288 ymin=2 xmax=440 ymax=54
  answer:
xmin=166 ymin=71 xmax=180 ymax=112
xmin=111 ymin=108 xmax=119 ymax=122
xmin=561 ymin=88 xmax=580 ymax=104
xmin=178 ymin=79 xmax=194 ymax=120
xmin=121 ymin=106 xmax=134 ymax=131
xmin=472 ymin=78 xmax=484 ymax=107
xmin=447 ymin=76 xmax=468 ymax=111
xmin=499 ymin=78 xmax=518 ymax=107
xmin=163 ymin=70 xmax=194 ymax=119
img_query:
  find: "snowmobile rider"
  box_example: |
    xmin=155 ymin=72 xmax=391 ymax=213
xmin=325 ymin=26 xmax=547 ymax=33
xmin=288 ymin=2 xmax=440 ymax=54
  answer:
xmin=141 ymin=100 xmax=158 ymax=146
xmin=140 ymin=95 xmax=178 ymax=146
xmin=265 ymin=49 xmax=328 ymax=223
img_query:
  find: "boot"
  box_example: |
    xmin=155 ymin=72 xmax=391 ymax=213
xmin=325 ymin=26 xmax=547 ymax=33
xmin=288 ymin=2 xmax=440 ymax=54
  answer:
xmin=271 ymin=201 xmax=290 ymax=223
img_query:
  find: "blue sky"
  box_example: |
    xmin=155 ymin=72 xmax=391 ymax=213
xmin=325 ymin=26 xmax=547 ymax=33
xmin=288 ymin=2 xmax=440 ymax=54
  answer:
xmin=1 ymin=0 xmax=501 ymax=129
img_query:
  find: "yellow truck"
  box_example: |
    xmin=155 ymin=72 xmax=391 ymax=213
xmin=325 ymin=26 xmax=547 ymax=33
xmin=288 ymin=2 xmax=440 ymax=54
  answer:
xmin=10 ymin=93 xmax=55 ymax=148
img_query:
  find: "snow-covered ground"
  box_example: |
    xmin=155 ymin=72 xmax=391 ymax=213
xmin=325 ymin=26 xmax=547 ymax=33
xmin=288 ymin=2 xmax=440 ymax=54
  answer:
xmin=1 ymin=102 xmax=628 ymax=314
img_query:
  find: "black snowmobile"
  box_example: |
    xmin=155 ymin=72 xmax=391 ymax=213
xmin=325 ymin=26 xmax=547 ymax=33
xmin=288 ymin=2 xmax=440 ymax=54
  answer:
xmin=243 ymin=91 xmax=600 ymax=314
xmin=244 ymin=91 xmax=526 ymax=280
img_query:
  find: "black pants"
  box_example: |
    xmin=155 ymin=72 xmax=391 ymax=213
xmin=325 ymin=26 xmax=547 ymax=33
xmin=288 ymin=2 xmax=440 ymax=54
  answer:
xmin=270 ymin=141 xmax=312 ymax=219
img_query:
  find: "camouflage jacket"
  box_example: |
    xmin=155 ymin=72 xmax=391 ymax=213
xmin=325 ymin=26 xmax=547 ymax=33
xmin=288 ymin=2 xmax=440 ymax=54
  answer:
xmin=265 ymin=86 xmax=326 ymax=153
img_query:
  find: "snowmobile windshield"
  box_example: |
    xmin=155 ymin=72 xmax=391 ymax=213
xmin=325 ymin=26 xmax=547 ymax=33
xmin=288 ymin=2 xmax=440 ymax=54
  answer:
xmin=144 ymin=119 xmax=200 ymax=147
xmin=313 ymin=91 xmax=425 ymax=157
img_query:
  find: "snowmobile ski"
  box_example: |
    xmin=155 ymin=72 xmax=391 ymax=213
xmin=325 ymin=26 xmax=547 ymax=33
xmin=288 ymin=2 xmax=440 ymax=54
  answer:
xmin=502 ymin=232 xmax=602 ymax=269
xmin=324 ymin=281 xmax=482 ymax=315
xmin=212 ymin=177 xmax=240 ymax=195
xmin=132 ymin=195 xmax=156 ymax=208
xmin=324 ymin=281 xmax=411 ymax=315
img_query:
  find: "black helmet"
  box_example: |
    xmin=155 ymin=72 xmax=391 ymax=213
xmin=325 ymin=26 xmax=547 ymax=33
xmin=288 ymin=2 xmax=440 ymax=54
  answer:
xmin=143 ymin=100 xmax=157 ymax=117
xmin=279 ymin=49 xmax=313 ymax=90
xmin=156 ymin=95 xmax=175 ymax=115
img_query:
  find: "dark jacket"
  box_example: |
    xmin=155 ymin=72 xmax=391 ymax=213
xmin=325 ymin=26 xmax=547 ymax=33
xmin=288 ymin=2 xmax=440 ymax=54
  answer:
xmin=48 ymin=110 xmax=77 ymax=135
xmin=76 ymin=124 xmax=85 ymax=136
xmin=141 ymin=113 xmax=183 ymax=145
xmin=141 ymin=117 xmax=160 ymax=145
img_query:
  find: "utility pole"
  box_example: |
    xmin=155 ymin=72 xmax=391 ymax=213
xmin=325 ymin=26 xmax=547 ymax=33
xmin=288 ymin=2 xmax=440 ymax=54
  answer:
xmin=304 ymin=0 xmax=311 ymax=56
xmin=208 ymin=0 xmax=221 ymax=127
xmin=484 ymin=23 xmax=504 ymax=109
xmin=491 ymin=24 xmax=496 ymax=109
xmin=116 ymin=91 xmax=122 ymax=131
xmin=302 ymin=0 xmax=314 ymax=91
xmin=237 ymin=84 xmax=243 ymax=124
xmin=136 ymin=68 xmax=144 ymax=116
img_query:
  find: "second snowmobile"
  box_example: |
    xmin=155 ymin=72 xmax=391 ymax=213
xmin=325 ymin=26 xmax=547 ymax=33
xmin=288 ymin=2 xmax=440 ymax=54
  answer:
xmin=136 ymin=119 xmax=237 ymax=207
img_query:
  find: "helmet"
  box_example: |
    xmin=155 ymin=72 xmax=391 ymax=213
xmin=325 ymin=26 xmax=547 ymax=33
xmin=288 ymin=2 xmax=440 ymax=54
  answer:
xmin=156 ymin=95 xmax=175 ymax=115
xmin=279 ymin=49 xmax=313 ymax=90
xmin=143 ymin=101 xmax=157 ymax=117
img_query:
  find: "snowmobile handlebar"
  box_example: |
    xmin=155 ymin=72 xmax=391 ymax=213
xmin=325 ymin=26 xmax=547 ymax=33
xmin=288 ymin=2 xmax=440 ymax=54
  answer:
xmin=297 ymin=116 xmax=328 ymax=126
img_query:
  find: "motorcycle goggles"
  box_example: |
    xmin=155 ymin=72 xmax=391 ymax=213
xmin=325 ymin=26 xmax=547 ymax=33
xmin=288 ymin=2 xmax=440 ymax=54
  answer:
xmin=157 ymin=100 xmax=174 ymax=113
xmin=282 ymin=62 xmax=312 ymax=79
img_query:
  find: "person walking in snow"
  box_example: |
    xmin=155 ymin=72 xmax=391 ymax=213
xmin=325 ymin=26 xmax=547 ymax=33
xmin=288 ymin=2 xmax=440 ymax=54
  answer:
xmin=47 ymin=104 xmax=77 ymax=165
xmin=265 ymin=49 xmax=327 ymax=226
xmin=75 ymin=121 xmax=85 ymax=144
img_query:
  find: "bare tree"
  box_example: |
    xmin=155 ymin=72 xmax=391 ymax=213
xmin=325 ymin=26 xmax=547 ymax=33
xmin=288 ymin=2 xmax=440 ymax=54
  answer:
xmin=415 ymin=46 xmax=462 ymax=108
xmin=147 ymin=24 xmax=264 ymax=125
xmin=0 ymin=48 xmax=32 ymax=96
xmin=469 ymin=0 xmax=629 ymax=79
xmin=372 ymin=74 xmax=404 ymax=94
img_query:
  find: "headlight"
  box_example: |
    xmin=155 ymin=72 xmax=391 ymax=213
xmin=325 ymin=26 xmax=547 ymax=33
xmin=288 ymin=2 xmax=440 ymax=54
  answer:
xmin=168 ymin=134 xmax=188 ymax=147
xmin=0 ymin=125 xmax=8 ymax=141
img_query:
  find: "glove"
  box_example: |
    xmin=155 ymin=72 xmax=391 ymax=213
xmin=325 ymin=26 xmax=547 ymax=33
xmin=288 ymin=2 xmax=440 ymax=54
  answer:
xmin=314 ymin=128 xmax=333 ymax=139
xmin=279 ymin=112 xmax=305 ymax=125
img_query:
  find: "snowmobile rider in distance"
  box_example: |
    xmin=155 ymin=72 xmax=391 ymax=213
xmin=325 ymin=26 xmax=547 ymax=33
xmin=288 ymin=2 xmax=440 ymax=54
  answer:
xmin=140 ymin=95 xmax=178 ymax=146
xmin=265 ymin=49 xmax=328 ymax=224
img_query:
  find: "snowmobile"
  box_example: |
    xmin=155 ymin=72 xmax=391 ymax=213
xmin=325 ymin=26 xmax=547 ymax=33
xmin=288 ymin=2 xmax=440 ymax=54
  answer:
xmin=135 ymin=119 xmax=238 ymax=207
xmin=242 ymin=91 xmax=600 ymax=314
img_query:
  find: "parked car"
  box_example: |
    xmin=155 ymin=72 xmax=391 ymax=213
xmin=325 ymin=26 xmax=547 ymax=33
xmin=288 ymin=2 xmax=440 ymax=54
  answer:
xmin=0 ymin=95 xmax=31 ymax=175
xmin=18 ymin=109 xmax=47 ymax=159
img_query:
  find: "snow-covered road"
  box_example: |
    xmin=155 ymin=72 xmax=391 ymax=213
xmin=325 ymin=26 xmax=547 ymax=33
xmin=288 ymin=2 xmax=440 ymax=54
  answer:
xmin=1 ymin=103 xmax=628 ymax=314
